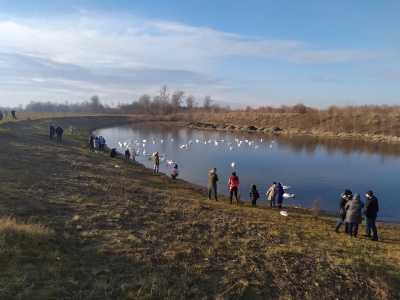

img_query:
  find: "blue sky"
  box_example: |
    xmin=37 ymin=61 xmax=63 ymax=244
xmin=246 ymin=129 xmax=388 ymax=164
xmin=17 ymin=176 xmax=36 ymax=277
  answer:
xmin=0 ymin=0 xmax=399 ymax=109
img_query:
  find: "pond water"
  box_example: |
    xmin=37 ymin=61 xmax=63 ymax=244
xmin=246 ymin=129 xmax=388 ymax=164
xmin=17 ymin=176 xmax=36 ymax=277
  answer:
xmin=94 ymin=123 xmax=400 ymax=223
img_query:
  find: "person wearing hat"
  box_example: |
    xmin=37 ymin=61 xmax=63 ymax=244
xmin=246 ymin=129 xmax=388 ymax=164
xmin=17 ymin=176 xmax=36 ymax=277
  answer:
xmin=171 ymin=164 xmax=179 ymax=179
xmin=335 ymin=189 xmax=352 ymax=233
xmin=250 ymin=184 xmax=260 ymax=207
xmin=345 ymin=193 xmax=364 ymax=237
xmin=363 ymin=190 xmax=379 ymax=241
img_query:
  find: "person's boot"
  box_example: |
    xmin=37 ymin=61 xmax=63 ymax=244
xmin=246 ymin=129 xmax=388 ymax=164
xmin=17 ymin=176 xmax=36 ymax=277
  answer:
xmin=371 ymin=236 xmax=378 ymax=242
xmin=335 ymin=227 xmax=339 ymax=233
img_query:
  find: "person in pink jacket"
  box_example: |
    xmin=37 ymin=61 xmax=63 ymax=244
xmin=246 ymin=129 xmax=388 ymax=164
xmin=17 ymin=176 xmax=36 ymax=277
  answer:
xmin=171 ymin=164 xmax=179 ymax=179
xmin=228 ymin=172 xmax=240 ymax=205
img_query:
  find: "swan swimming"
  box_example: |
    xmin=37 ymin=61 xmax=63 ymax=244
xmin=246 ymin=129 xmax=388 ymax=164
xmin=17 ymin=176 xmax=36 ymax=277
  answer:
xmin=283 ymin=193 xmax=295 ymax=199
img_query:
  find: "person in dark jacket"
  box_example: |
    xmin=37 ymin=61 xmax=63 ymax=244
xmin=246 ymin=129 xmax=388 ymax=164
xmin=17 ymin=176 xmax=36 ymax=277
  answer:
xmin=335 ymin=189 xmax=352 ymax=233
xmin=250 ymin=184 xmax=260 ymax=206
xmin=125 ymin=148 xmax=131 ymax=159
xmin=49 ymin=123 xmax=55 ymax=139
xmin=363 ymin=190 xmax=379 ymax=241
xmin=109 ymin=148 xmax=117 ymax=158
xmin=275 ymin=183 xmax=284 ymax=209
xmin=345 ymin=193 xmax=364 ymax=237
xmin=89 ymin=135 xmax=94 ymax=152
xmin=207 ymin=167 xmax=218 ymax=201
xmin=55 ymin=125 xmax=63 ymax=142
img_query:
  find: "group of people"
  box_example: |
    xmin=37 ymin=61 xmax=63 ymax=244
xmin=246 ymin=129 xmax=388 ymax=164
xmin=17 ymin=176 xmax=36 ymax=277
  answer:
xmin=335 ymin=189 xmax=379 ymax=241
xmin=105 ymin=145 xmax=381 ymax=242
xmin=0 ymin=109 xmax=17 ymax=120
xmin=88 ymin=135 xmax=106 ymax=152
xmin=150 ymin=151 xmax=179 ymax=179
xmin=49 ymin=123 xmax=64 ymax=142
xmin=125 ymin=147 xmax=137 ymax=161
xmin=208 ymin=168 xmax=285 ymax=208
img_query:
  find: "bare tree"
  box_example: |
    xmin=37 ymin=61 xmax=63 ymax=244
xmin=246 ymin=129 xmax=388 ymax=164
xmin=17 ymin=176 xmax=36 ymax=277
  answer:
xmin=203 ymin=95 xmax=212 ymax=110
xmin=185 ymin=95 xmax=196 ymax=109
xmin=171 ymin=90 xmax=185 ymax=113
xmin=138 ymin=94 xmax=151 ymax=114
xmin=158 ymin=84 xmax=170 ymax=114
xmin=90 ymin=95 xmax=100 ymax=106
xmin=90 ymin=95 xmax=104 ymax=113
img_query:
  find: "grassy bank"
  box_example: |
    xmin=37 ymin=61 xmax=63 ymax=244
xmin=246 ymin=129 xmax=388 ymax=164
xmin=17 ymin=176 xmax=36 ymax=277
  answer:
xmin=1 ymin=115 xmax=399 ymax=299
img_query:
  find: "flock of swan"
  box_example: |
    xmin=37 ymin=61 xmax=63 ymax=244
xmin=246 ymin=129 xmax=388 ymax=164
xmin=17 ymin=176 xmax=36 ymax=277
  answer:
xmin=116 ymin=136 xmax=296 ymax=199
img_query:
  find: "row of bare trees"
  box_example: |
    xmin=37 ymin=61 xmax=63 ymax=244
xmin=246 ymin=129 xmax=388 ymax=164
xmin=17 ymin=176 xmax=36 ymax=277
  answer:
xmin=21 ymin=85 xmax=215 ymax=115
xmin=9 ymin=84 xmax=400 ymax=137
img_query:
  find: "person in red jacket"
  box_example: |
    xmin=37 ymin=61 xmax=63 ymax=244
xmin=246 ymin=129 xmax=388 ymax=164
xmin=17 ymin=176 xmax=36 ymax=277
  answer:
xmin=228 ymin=172 xmax=240 ymax=205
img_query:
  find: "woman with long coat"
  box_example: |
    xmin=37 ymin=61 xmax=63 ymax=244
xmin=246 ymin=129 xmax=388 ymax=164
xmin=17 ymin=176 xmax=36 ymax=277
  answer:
xmin=275 ymin=183 xmax=284 ymax=209
xmin=345 ymin=193 xmax=365 ymax=237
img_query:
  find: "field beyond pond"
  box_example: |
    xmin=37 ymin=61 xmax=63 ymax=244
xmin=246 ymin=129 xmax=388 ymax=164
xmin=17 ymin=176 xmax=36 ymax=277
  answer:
xmin=0 ymin=114 xmax=399 ymax=299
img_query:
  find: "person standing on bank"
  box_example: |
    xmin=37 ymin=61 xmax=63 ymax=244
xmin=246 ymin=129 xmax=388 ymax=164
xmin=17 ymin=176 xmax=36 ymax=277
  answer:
xmin=228 ymin=171 xmax=240 ymax=205
xmin=275 ymin=182 xmax=284 ymax=209
xmin=49 ymin=123 xmax=55 ymax=139
xmin=208 ymin=167 xmax=219 ymax=201
xmin=266 ymin=182 xmax=276 ymax=207
xmin=131 ymin=147 xmax=137 ymax=161
xmin=345 ymin=193 xmax=364 ymax=237
xmin=335 ymin=189 xmax=352 ymax=233
xmin=363 ymin=190 xmax=379 ymax=241
xmin=250 ymin=184 xmax=260 ymax=207
xmin=152 ymin=152 xmax=160 ymax=175
xmin=55 ymin=125 xmax=63 ymax=142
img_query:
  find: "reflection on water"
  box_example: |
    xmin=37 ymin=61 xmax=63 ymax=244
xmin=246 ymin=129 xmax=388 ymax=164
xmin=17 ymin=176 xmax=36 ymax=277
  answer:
xmin=94 ymin=123 xmax=400 ymax=223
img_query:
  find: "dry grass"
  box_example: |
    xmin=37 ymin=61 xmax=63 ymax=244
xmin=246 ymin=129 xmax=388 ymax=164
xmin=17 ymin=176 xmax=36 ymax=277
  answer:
xmin=0 ymin=114 xmax=399 ymax=299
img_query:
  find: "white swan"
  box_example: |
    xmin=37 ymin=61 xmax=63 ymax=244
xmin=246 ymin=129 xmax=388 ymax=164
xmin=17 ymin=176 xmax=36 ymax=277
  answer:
xmin=283 ymin=193 xmax=295 ymax=199
xmin=231 ymin=161 xmax=235 ymax=169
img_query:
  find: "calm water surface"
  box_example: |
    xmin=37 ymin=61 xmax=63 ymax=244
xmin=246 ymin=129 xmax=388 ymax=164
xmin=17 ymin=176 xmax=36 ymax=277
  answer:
xmin=94 ymin=123 xmax=400 ymax=223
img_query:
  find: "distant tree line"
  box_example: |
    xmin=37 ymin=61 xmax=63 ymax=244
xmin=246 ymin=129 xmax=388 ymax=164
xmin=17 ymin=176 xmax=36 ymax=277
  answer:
xmin=7 ymin=84 xmax=399 ymax=129
xmin=17 ymin=84 xmax=311 ymax=115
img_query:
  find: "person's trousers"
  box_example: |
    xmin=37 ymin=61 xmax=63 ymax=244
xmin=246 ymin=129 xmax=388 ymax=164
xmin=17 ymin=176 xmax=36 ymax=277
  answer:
xmin=208 ymin=188 xmax=217 ymax=200
xmin=365 ymin=217 xmax=377 ymax=238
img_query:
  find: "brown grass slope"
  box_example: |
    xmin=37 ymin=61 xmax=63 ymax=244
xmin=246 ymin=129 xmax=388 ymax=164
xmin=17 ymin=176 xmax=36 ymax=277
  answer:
xmin=0 ymin=114 xmax=399 ymax=299
xmin=173 ymin=108 xmax=400 ymax=143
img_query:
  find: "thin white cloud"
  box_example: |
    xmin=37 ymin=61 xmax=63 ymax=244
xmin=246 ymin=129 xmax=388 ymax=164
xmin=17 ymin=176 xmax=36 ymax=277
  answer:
xmin=0 ymin=12 xmax=383 ymax=69
xmin=0 ymin=11 xmax=391 ymax=108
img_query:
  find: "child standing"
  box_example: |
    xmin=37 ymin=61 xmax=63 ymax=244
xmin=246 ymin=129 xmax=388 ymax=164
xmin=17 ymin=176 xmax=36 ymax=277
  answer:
xmin=250 ymin=184 xmax=260 ymax=207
